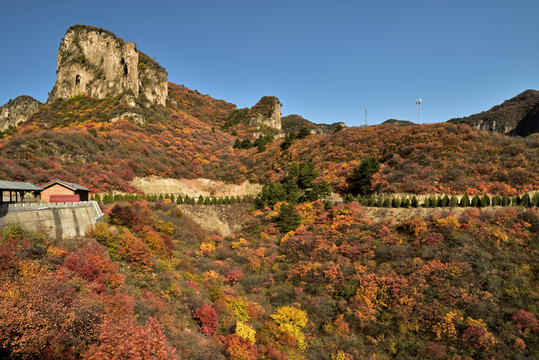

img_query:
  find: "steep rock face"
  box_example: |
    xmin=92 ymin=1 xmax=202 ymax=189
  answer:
xmin=48 ymin=25 xmax=168 ymax=107
xmin=248 ymin=96 xmax=282 ymax=130
xmin=0 ymin=96 xmax=42 ymax=132
xmin=448 ymin=89 xmax=539 ymax=136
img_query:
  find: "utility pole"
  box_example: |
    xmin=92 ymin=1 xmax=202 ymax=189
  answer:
xmin=416 ymin=98 xmax=421 ymax=124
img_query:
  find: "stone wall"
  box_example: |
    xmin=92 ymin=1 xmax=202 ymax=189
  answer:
xmin=48 ymin=25 xmax=168 ymax=107
xmin=0 ymin=201 xmax=103 ymax=239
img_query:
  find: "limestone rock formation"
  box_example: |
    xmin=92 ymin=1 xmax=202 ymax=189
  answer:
xmin=0 ymin=96 xmax=42 ymax=132
xmin=248 ymin=96 xmax=282 ymax=130
xmin=48 ymin=25 xmax=168 ymax=107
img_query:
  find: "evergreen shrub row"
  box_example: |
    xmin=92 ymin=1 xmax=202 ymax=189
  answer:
xmin=343 ymin=192 xmax=539 ymax=208
xmin=90 ymin=193 xmax=254 ymax=205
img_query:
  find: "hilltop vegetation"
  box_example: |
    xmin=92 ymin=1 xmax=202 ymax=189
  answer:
xmin=0 ymin=85 xmax=247 ymax=191
xmin=1 ymin=199 xmax=537 ymax=359
xmin=449 ymin=89 xmax=539 ymax=137
xmin=236 ymin=122 xmax=539 ymax=195
xmin=0 ymin=83 xmax=537 ymax=196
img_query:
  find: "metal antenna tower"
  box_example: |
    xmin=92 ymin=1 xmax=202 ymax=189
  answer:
xmin=365 ymin=107 xmax=367 ymax=127
xmin=416 ymin=98 xmax=422 ymax=124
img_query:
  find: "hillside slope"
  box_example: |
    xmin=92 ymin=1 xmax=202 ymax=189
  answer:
xmin=0 ymin=84 xmax=244 ymax=192
xmin=235 ymin=122 xmax=539 ymax=195
xmin=1 ymin=200 xmax=537 ymax=359
xmin=448 ymin=89 xmax=539 ymax=136
xmin=1 ymin=86 xmax=538 ymax=195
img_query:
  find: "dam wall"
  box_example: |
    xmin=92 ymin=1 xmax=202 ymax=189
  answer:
xmin=0 ymin=201 xmax=104 ymax=239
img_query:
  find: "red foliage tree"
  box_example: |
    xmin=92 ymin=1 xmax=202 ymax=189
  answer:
xmin=194 ymin=304 xmax=219 ymax=336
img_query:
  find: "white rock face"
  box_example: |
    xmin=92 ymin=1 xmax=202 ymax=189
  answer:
xmin=48 ymin=25 xmax=168 ymax=107
xmin=0 ymin=96 xmax=42 ymax=132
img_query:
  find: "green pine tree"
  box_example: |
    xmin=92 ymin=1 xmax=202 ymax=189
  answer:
xmin=531 ymin=193 xmax=539 ymax=207
xmin=460 ymin=194 xmax=470 ymax=207
xmin=480 ymin=194 xmax=490 ymax=207
xmin=441 ymin=195 xmax=449 ymax=207
xmin=346 ymin=158 xmax=380 ymax=196
xmin=471 ymin=194 xmax=480 ymax=207
xmin=277 ymin=203 xmax=302 ymax=233
xmin=404 ymin=198 xmax=411 ymax=208
xmin=298 ymin=162 xmax=318 ymax=189
xmin=521 ymin=193 xmax=530 ymax=207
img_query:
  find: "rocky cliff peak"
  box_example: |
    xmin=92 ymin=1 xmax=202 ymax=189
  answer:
xmin=0 ymin=96 xmax=43 ymax=132
xmin=48 ymin=25 xmax=168 ymax=107
xmin=248 ymin=96 xmax=282 ymax=130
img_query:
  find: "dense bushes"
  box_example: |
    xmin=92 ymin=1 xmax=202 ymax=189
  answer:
xmin=1 ymin=197 xmax=538 ymax=359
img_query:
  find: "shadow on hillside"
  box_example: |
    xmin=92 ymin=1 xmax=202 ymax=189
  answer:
xmin=511 ymin=103 xmax=539 ymax=137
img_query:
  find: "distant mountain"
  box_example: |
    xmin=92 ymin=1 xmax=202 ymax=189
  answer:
xmin=281 ymin=114 xmax=345 ymax=135
xmin=381 ymin=119 xmax=415 ymax=126
xmin=448 ymin=89 xmax=539 ymax=136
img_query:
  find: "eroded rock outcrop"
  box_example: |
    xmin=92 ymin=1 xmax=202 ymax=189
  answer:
xmin=0 ymin=96 xmax=42 ymax=132
xmin=248 ymin=96 xmax=282 ymax=131
xmin=48 ymin=25 xmax=168 ymax=107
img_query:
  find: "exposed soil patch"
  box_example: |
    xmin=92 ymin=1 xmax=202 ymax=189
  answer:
xmin=362 ymin=206 xmax=470 ymax=224
xmin=133 ymin=177 xmax=263 ymax=198
xmin=179 ymin=204 xmax=252 ymax=237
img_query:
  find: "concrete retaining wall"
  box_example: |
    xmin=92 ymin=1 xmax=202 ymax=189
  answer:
xmin=0 ymin=201 xmax=104 ymax=239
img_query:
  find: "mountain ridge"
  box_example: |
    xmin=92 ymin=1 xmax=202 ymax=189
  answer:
xmin=448 ymin=89 xmax=539 ymax=136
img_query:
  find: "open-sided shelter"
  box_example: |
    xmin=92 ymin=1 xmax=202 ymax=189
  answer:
xmin=0 ymin=181 xmax=43 ymax=204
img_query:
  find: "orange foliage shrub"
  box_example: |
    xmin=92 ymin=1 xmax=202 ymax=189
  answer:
xmin=82 ymin=317 xmax=178 ymax=359
xmin=118 ymin=230 xmax=153 ymax=270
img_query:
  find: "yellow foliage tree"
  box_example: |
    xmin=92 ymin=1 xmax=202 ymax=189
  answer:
xmin=235 ymin=321 xmax=256 ymax=344
xmin=271 ymin=306 xmax=309 ymax=351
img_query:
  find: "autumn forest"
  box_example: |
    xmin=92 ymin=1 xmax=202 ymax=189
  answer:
xmin=0 ymin=76 xmax=538 ymax=360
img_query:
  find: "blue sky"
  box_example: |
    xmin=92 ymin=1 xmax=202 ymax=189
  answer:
xmin=1 ymin=0 xmax=538 ymax=126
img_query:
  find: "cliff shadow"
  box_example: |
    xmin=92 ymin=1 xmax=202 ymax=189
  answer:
xmin=511 ymin=103 xmax=539 ymax=137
